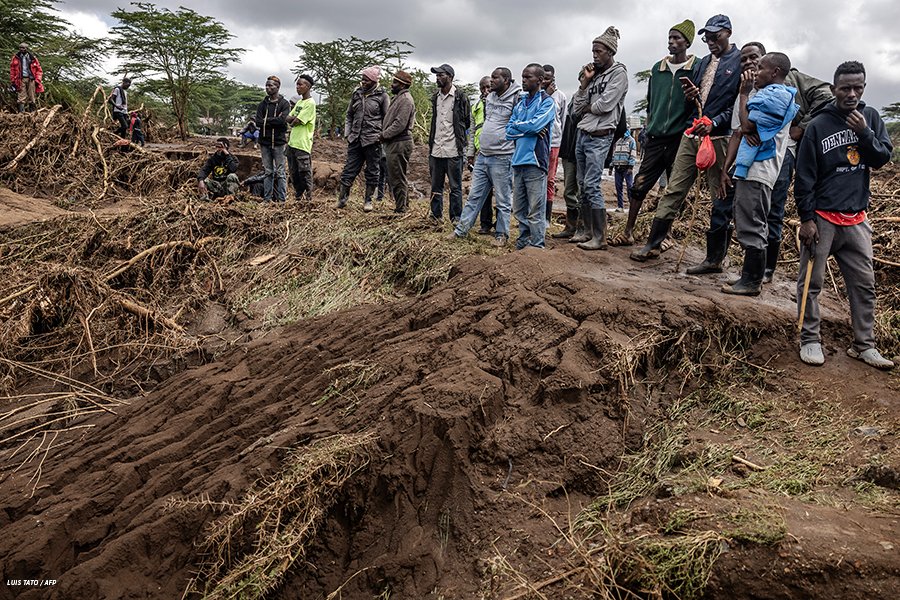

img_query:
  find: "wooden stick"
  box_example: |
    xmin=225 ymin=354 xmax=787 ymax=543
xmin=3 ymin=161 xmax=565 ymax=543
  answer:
xmin=874 ymin=256 xmax=900 ymax=268
xmin=3 ymin=104 xmax=62 ymax=171
xmin=118 ymin=298 xmax=184 ymax=332
xmin=91 ymin=125 xmax=110 ymax=200
xmin=798 ymin=255 xmax=815 ymax=333
xmin=103 ymin=236 xmax=217 ymax=281
xmin=674 ymin=179 xmax=702 ymax=273
xmin=732 ymin=454 xmax=766 ymax=471
xmin=0 ymin=283 xmax=37 ymax=307
xmin=503 ymin=566 xmax=586 ymax=600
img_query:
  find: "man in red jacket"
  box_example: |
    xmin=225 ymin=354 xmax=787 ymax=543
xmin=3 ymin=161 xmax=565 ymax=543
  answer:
xmin=9 ymin=43 xmax=43 ymax=113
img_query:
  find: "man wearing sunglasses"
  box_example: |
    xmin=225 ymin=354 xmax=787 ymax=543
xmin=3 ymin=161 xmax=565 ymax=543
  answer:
xmin=631 ymin=14 xmax=741 ymax=263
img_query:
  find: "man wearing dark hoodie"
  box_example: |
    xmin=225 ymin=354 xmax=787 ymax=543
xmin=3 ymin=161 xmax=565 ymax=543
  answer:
xmin=450 ymin=67 xmax=521 ymax=246
xmin=631 ymin=14 xmax=741 ymax=262
xmin=794 ymin=61 xmax=894 ymax=370
xmin=254 ymin=76 xmax=291 ymax=202
xmin=572 ymin=26 xmax=629 ymax=251
xmin=338 ymin=66 xmax=390 ymax=212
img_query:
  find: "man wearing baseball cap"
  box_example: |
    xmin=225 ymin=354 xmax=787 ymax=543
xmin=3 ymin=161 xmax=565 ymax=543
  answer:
xmin=428 ymin=63 xmax=471 ymax=223
xmin=631 ymin=14 xmax=741 ymax=263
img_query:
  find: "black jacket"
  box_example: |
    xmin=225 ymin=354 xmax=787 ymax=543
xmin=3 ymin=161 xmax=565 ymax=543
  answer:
xmin=254 ymin=95 xmax=291 ymax=146
xmin=690 ymin=44 xmax=741 ymax=137
xmin=558 ymin=98 xmax=581 ymax=161
xmin=198 ymin=151 xmax=239 ymax=181
xmin=794 ymin=101 xmax=893 ymax=221
xmin=429 ymin=87 xmax=471 ymax=156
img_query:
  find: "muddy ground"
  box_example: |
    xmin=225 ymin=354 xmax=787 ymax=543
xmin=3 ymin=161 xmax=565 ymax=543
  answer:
xmin=0 ymin=122 xmax=898 ymax=600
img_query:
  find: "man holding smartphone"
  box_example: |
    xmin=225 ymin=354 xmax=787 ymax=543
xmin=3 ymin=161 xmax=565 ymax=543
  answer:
xmin=631 ymin=14 xmax=741 ymax=262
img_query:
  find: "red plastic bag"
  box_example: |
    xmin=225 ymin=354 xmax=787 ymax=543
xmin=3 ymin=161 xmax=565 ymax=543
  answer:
xmin=696 ymin=135 xmax=716 ymax=170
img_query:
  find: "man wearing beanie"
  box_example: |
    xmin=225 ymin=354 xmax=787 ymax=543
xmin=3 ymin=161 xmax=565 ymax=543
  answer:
xmin=611 ymin=20 xmax=699 ymax=247
xmin=572 ymin=26 xmax=629 ymax=251
xmin=380 ymin=70 xmax=416 ymax=213
xmin=631 ymin=14 xmax=741 ymax=262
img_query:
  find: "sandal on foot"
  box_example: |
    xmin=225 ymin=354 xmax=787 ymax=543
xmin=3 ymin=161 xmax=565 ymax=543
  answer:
xmin=609 ymin=232 xmax=634 ymax=247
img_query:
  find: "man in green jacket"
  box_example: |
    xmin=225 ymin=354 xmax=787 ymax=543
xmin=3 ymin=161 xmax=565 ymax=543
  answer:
xmin=611 ymin=20 xmax=698 ymax=247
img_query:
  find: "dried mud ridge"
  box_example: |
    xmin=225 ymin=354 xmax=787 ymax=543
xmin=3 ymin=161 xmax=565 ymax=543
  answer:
xmin=1 ymin=251 xmax=898 ymax=599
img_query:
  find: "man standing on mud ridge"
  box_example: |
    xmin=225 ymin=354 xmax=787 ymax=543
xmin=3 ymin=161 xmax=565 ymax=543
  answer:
xmin=428 ymin=63 xmax=470 ymax=224
xmin=286 ymin=75 xmax=316 ymax=205
xmin=109 ymin=77 xmax=132 ymax=140
xmin=720 ymin=52 xmax=798 ymax=297
xmin=255 ymin=76 xmax=291 ymax=202
xmin=794 ymin=61 xmax=894 ymax=370
xmin=10 ymin=42 xmax=43 ymax=113
xmin=542 ymin=64 xmax=567 ymax=225
xmin=337 ymin=66 xmax=389 ymax=212
xmin=380 ymin=70 xmax=416 ymax=213
xmin=610 ymin=20 xmax=698 ymax=248
xmin=467 ymin=76 xmax=496 ymax=234
xmin=506 ymin=64 xmax=557 ymax=249
xmin=450 ymin=67 xmax=521 ymax=246
xmin=631 ymin=15 xmax=741 ymax=262
xmin=572 ymin=26 xmax=629 ymax=251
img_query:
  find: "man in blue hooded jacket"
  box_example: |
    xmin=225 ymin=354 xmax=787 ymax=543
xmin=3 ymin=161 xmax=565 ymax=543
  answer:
xmin=506 ymin=64 xmax=557 ymax=250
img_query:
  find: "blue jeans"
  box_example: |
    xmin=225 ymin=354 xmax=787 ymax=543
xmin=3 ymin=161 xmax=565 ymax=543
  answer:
xmin=512 ymin=165 xmax=547 ymax=249
xmin=260 ymin=144 xmax=287 ymax=201
xmin=455 ymin=154 xmax=513 ymax=239
xmin=614 ymin=166 xmax=633 ymax=208
xmin=575 ymin=131 xmax=613 ymax=210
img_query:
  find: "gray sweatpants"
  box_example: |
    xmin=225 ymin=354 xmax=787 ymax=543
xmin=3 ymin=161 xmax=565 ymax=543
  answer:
xmin=797 ymin=216 xmax=877 ymax=352
xmin=734 ymin=179 xmax=772 ymax=251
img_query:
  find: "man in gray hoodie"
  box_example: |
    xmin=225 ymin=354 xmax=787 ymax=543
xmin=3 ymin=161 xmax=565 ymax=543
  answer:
xmin=572 ymin=26 xmax=629 ymax=251
xmin=448 ymin=67 xmax=521 ymax=246
xmin=380 ymin=70 xmax=416 ymax=213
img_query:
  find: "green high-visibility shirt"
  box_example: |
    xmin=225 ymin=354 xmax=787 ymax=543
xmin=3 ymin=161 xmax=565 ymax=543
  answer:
xmin=288 ymin=98 xmax=316 ymax=153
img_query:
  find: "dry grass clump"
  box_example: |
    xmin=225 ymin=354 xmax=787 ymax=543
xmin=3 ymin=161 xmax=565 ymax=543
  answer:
xmin=174 ymin=432 xmax=377 ymax=599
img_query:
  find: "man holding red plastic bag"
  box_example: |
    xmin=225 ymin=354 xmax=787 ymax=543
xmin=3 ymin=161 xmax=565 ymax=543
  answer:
xmin=631 ymin=14 xmax=741 ymax=262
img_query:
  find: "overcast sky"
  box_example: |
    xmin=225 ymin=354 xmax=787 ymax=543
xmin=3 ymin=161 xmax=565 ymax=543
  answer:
xmin=55 ymin=0 xmax=900 ymax=113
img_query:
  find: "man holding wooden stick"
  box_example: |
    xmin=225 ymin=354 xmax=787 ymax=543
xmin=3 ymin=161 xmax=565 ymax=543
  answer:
xmin=794 ymin=61 xmax=893 ymax=369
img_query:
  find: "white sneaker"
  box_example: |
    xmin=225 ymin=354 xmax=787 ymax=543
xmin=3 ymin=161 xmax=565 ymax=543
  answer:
xmin=847 ymin=348 xmax=894 ymax=370
xmin=800 ymin=343 xmax=825 ymax=366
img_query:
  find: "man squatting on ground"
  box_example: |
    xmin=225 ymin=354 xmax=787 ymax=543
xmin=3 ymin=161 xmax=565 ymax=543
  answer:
xmin=451 ymin=68 xmax=521 ymax=246
xmin=10 ymin=42 xmax=43 ymax=113
xmin=380 ymin=70 xmax=416 ymax=213
xmin=571 ymin=26 xmax=629 ymax=251
xmin=197 ymin=137 xmax=239 ymax=200
xmin=794 ymin=61 xmax=894 ymax=370
xmin=611 ymin=20 xmax=697 ymax=247
xmin=542 ymin=64 xmax=568 ymax=223
xmin=338 ymin=66 xmax=389 ymax=212
xmin=720 ymin=52 xmax=798 ymax=297
xmin=428 ymin=63 xmax=471 ymax=223
xmin=506 ymin=64 xmax=557 ymax=249
xmin=255 ymin=76 xmax=291 ymax=202
xmin=467 ymin=76 xmax=498 ymax=235
xmin=631 ymin=14 xmax=741 ymax=262
xmin=286 ymin=74 xmax=316 ymax=204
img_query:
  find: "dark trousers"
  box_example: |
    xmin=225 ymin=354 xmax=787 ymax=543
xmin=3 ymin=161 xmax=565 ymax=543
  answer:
xmin=341 ymin=140 xmax=381 ymax=188
xmin=630 ymin=133 xmax=681 ymax=202
xmin=286 ymin=146 xmax=313 ymax=200
xmin=709 ymin=169 xmax=737 ymax=234
xmin=384 ymin=139 xmax=413 ymax=212
xmin=768 ymin=150 xmax=795 ymax=247
xmin=112 ymin=111 xmax=129 ymax=139
xmin=377 ymin=149 xmax=388 ymax=199
xmin=479 ymin=188 xmax=495 ymax=230
xmin=429 ymin=155 xmax=464 ymax=221
xmin=614 ymin=166 xmax=633 ymax=208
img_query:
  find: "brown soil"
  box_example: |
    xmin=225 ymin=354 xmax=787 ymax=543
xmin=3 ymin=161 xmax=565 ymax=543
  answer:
xmin=1 ymin=117 xmax=898 ymax=600
xmin=1 ymin=238 xmax=898 ymax=599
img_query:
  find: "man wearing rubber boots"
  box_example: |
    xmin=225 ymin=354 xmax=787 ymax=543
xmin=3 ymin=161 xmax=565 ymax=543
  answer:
xmin=630 ymin=15 xmax=741 ymax=262
xmin=794 ymin=61 xmax=893 ymax=370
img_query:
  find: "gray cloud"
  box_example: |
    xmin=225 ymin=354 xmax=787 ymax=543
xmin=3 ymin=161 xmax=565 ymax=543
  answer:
xmin=56 ymin=0 xmax=900 ymax=112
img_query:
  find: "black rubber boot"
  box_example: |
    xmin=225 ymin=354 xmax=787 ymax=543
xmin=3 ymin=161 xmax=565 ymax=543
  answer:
xmin=336 ymin=183 xmax=350 ymax=208
xmin=17 ymin=103 xmax=25 ymax=113
xmin=722 ymin=247 xmax=766 ymax=296
xmin=630 ymin=218 xmax=673 ymax=262
xmin=363 ymin=185 xmax=376 ymax=212
xmin=569 ymin=200 xmax=592 ymax=243
xmin=763 ymin=238 xmax=780 ymax=283
xmin=577 ymin=208 xmax=608 ymax=251
xmin=552 ymin=209 xmax=578 ymax=239
xmin=687 ymin=227 xmax=730 ymax=274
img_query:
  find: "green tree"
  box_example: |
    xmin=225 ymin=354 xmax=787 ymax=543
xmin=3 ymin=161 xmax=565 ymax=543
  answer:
xmin=191 ymin=78 xmax=263 ymax=135
xmin=294 ymin=36 xmax=412 ymax=137
xmin=883 ymin=102 xmax=900 ymax=121
xmin=110 ymin=2 xmax=242 ymax=139
xmin=1 ymin=0 xmax=105 ymax=108
xmin=632 ymin=69 xmax=652 ymax=114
